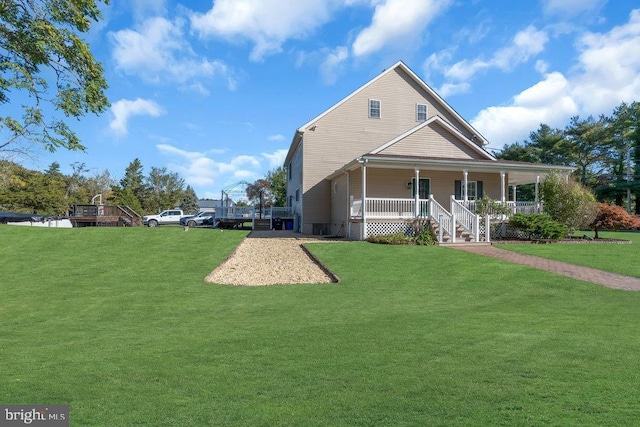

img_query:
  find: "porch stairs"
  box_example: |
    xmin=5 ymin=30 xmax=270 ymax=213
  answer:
xmin=428 ymin=220 xmax=490 ymax=246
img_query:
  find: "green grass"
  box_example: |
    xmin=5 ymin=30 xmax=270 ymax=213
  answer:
xmin=1 ymin=226 xmax=640 ymax=425
xmin=495 ymin=231 xmax=640 ymax=278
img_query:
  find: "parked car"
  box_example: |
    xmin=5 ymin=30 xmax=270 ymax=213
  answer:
xmin=180 ymin=211 xmax=216 ymax=227
xmin=142 ymin=209 xmax=189 ymax=227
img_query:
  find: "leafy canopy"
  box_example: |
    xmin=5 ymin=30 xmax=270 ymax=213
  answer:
xmin=0 ymin=0 xmax=109 ymax=155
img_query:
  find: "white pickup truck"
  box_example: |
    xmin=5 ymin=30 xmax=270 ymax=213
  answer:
xmin=142 ymin=209 xmax=189 ymax=227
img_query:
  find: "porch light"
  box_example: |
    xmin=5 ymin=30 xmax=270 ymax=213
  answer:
xmin=407 ymin=181 xmax=412 ymax=189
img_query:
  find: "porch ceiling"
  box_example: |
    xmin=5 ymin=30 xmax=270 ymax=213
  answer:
xmin=326 ymin=154 xmax=574 ymax=186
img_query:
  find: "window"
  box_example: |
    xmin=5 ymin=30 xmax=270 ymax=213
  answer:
xmin=466 ymin=181 xmax=477 ymax=200
xmin=369 ymin=99 xmax=381 ymax=119
xmin=288 ymin=163 xmax=292 ymax=180
xmin=416 ymin=104 xmax=427 ymax=121
xmin=295 ymin=188 xmax=300 ymax=202
xmin=454 ymin=180 xmax=484 ymax=200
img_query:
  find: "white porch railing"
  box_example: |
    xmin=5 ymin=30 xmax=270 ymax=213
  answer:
xmin=429 ymin=195 xmax=455 ymax=243
xmin=365 ymin=198 xmax=416 ymax=218
xmin=461 ymin=200 xmax=540 ymax=215
xmin=451 ymin=196 xmax=479 ymax=241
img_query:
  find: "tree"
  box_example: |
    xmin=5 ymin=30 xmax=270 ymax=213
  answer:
xmin=540 ymin=172 xmax=598 ymax=233
xmin=563 ymin=115 xmax=610 ymax=186
xmin=144 ymin=167 xmax=185 ymax=213
xmin=591 ymin=203 xmax=640 ymax=238
xmin=607 ymin=102 xmax=640 ymax=213
xmin=179 ymin=185 xmax=199 ymax=214
xmin=246 ymin=178 xmax=273 ymax=208
xmin=266 ymin=166 xmax=286 ymax=206
xmin=0 ymin=162 xmax=66 ymax=213
xmin=0 ymin=0 xmax=109 ymax=156
xmin=112 ymin=158 xmax=145 ymax=214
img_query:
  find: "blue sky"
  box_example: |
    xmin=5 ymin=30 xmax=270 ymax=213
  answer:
xmin=13 ymin=0 xmax=640 ymax=199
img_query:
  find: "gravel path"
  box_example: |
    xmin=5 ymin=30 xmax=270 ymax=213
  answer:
xmin=205 ymin=231 xmax=341 ymax=286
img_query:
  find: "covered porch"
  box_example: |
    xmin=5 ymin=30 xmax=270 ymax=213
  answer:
xmin=330 ymin=154 xmax=573 ymax=242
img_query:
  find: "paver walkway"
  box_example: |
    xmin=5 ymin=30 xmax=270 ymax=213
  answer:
xmin=448 ymin=245 xmax=640 ymax=291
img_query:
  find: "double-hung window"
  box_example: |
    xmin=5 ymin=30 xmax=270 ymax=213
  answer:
xmin=416 ymin=104 xmax=427 ymax=121
xmin=467 ymin=181 xmax=477 ymax=200
xmin=369 ymin=99 xmax=381 ymax=119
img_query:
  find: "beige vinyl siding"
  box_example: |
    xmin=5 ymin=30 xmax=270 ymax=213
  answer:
xmin=330 ymin=173 xmax=349 ymax=235
xmin=378 ymin=122 xmax=482 ymax=159
xmin=302 ymin=68 xmax=451 ymax=226
xmin=300 ymin=67 xmax=484 ymax=232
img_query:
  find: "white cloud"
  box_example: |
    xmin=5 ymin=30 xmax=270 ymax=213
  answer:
xmin=110 ymin=17 xmax=234 ymax=89
xmin=471 ymin=72 xmax=579 ymax=145
xmin=571 ymin=9 xmax=640 ymax=112
xmin=267 ymin=134 xmax=285 ymax=142
xmin=262 ymin=149 xmax=288 ymax=169
xmin=320 ymin=46 xmax=349 ymax=85
xmin=542 ymin=0 xmax=607 ymax=16
xmin=491 ymin=25 xmax=549 ymax=70
xmin=443 ymin=25 xmax=548 ymax=84
xmin=471 ymin=9 xmax=640 ymax=147
xmin=109 ymin=98 xmax=165 ymax=136
xmin=438 ymin=81 xmax=471 ymax=98
xmin=352 ymin=0 xmax=452 ymax=57
xmin=190 ymin=0 xmax=339 ymax=61
xmin=156 ymin=144 xmax=264 ymax=189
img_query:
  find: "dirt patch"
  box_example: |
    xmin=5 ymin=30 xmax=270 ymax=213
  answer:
xmin=205 ymin=231 xmax=343 ymax=286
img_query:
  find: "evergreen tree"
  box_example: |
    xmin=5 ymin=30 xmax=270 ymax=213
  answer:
xmin=179 ymin=186 xmax=199 ymax=214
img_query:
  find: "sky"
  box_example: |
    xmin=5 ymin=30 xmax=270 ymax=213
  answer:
xmin=10 ymin=0 xmax=640 ymax=199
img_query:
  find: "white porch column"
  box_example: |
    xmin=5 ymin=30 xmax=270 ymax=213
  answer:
xmin=534 ymin=173 xmax=540 ymax=213
xmin=463 ymin=169 xmax=469 ymax=203
xmin=512 ymin=185 xmax=517 ymax=202
xmin=500 ymin=171 xmax=506 ymax=203
xmin=414 ymin=168 xmax=420 ymax=217
xmin=361 ymin=160 xmax=367 ymax=240
xmin=346 ymin=172 xmax=351 ymax=239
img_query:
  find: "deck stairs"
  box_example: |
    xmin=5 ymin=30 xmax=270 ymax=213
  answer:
xmin=253 ymin=218 xmax=271 ymax=231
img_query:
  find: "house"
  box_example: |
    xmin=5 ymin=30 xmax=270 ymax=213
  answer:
xmin=283 ymin=61 xmax=573 ymax=241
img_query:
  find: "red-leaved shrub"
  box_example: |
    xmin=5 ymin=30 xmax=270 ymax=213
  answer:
xmin=591 ymin=203 xmax=640 ymax=238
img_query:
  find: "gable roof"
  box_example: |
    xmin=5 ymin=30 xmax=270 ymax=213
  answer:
xmin=284 ymin=60 xmax=490 ymax=166
xmin=369 ymin=115 xmax=496 ymax=160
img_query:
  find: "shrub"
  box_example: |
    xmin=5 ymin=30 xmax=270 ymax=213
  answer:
xmin=366 ymin=220 xmax=436 ymax=246
xmin=540 ymin=172 xmax=597 ymax=233
xmin=591 ymin=203 xmax=640 ymax=238
xmin=509 ymin=213 xmax=568 ymax=240
xmin=366 ymin=232 xmax=415 ymax=245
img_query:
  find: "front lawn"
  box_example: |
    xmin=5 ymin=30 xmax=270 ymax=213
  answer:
xmin=1 ymin=226 xmax=639 ymax=425
xmin=494 ymin=231 xmax=640 ymax=278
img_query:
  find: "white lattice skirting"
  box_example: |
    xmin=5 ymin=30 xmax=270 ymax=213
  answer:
xmin=349 ymin=220 xmax=420 ymax=240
